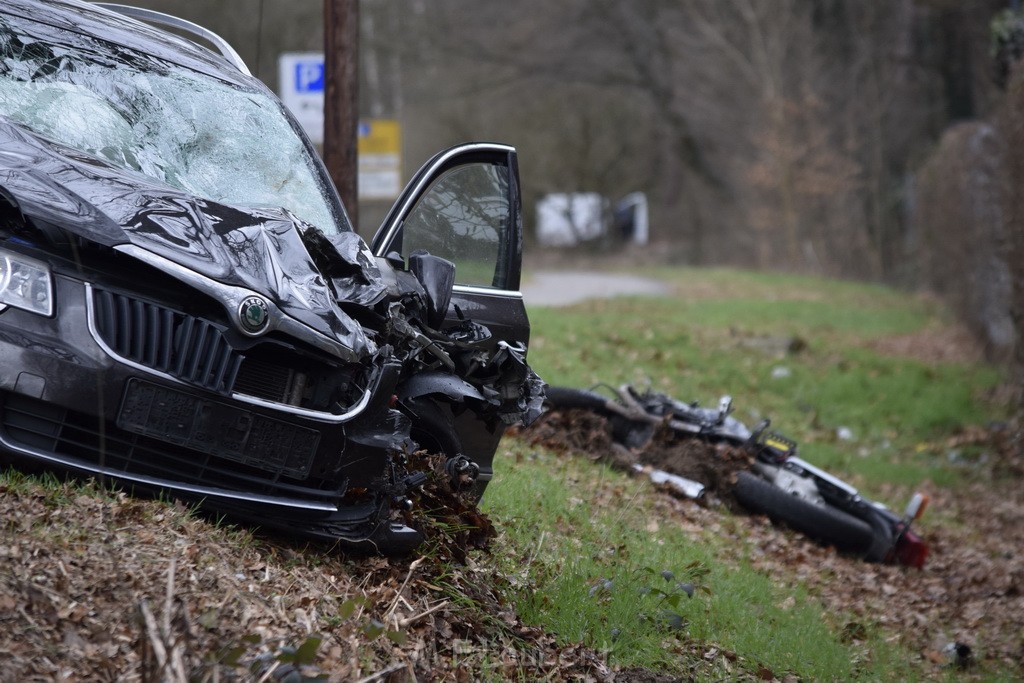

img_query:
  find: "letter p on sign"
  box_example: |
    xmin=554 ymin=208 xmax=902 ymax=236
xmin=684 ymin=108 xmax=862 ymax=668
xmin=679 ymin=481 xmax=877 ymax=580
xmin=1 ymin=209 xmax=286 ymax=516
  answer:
xmin=295 ymin=61 xmax=325 ymax=93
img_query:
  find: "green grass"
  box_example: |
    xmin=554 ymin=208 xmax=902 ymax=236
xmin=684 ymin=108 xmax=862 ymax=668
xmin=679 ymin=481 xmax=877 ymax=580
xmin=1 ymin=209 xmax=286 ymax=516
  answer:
xmin=482 ymin=443 xmax=908 ymax=680
xmin=484 ymin=266 xmax=1009 ymax=679
xmin=524 ymin=269 xmax=1003 ymax=495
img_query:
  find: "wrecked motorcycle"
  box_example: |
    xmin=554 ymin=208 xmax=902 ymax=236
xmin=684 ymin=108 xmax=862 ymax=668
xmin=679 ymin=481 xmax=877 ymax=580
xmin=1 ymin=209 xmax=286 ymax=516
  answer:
xmin=545 ymin=385 xmax=930 ymax=568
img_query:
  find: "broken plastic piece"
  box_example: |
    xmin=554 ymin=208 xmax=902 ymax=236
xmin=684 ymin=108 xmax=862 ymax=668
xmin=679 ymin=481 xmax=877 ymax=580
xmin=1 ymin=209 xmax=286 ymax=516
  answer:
xmin=632 ymin=464 xmax=705 ymax=500
xmin=904 ymin=492 xmax=929 ymax=522
xmin=445 ymin=455 xmax=480 ymax=491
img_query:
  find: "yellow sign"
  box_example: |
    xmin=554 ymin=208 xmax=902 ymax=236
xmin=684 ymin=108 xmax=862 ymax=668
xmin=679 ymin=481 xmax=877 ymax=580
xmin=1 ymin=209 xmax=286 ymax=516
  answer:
xmin=358 ymin=119 xmax=402 ymax=199
xmin=357 ymin=119 xmax=400 ymax=155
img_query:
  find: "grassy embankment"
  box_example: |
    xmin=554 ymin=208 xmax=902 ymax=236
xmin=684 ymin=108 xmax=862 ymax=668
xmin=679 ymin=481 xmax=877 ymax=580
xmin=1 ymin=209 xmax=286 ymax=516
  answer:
xmin=482 ymin=267 xmax=1006 ymax=680
xmin=1 ymin=267 xmax=1011 ymax=680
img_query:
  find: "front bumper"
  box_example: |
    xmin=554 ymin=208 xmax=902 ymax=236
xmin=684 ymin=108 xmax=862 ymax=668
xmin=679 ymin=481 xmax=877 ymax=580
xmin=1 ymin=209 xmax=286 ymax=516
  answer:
xmin=0 ymin=273 xmax=415 ymax=546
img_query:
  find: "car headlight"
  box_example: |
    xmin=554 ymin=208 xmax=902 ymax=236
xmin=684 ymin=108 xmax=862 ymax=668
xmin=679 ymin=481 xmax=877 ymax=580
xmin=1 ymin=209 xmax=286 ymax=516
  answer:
xmin=0 ymin=249 xmax=53 ymax=316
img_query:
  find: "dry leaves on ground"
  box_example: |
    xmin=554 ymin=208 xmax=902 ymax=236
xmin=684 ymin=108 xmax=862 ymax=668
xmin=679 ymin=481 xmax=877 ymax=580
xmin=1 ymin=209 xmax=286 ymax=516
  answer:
xmin=0 ymin=468 xmax=651 ymax=682
xmin=2 ymin=412 xmax=1021 ymax=681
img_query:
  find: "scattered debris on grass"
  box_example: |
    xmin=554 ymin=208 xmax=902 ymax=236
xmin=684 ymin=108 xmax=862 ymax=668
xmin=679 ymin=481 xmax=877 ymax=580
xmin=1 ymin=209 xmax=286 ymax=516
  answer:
xmin=519 ymin=408 xmax=752 ymax=505
xmin=402 ymin=451 xmax=497 ymax=565
xmin=2 ymin=413 xmax=1021 ymax=679
xmin=519 ymin=408 xmax=1024 ymax=674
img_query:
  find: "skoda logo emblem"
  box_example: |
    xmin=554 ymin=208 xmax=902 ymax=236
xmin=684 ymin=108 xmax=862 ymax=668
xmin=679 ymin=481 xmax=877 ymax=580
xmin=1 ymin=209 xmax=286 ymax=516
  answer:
xmin=238 ymin=296 xmax=270 ymax=334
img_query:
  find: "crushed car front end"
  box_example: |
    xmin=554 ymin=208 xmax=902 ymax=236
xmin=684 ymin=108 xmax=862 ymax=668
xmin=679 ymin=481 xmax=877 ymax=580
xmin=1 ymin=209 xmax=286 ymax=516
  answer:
xmin=0 ymin=236 xmax=420 ymax=551
xmin=0 ymin=0 xmax=541 ymax=551
xmin=0 ymin=163 xmax=423 ymax=549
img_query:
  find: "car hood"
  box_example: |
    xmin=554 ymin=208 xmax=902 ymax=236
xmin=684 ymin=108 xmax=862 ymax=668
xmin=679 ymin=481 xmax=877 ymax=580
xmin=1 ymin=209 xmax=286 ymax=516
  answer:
xmin=0 ymin=118 xmax=377 ymax=359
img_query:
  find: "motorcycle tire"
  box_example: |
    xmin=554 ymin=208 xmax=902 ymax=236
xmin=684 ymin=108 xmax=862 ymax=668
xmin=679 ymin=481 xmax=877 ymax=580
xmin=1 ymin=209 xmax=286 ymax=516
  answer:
xmin=734 ymin=471 xmax=875 ymax=555
xmin=859 ymin=506 xmax=898 ymax=563
xmin=544 ymin=386 xmax=612 ymax=413
xmin=545 ymin=387 xmax=654 ymax=447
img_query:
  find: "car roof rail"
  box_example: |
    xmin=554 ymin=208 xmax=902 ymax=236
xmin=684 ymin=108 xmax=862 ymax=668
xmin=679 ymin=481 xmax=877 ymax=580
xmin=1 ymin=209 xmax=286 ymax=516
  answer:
xmin=92 ymin=3 xmax=252 ymax=76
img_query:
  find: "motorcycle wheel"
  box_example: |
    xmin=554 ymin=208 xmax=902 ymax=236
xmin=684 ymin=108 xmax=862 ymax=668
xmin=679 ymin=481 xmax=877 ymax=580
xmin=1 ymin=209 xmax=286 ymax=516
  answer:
xmin=734 ymin=471 xmax=875 ymax=555
xmin=859 ymin=507 xmax=898 ymax=563
xmin=544 ymin=386 xmax=611 ymax=412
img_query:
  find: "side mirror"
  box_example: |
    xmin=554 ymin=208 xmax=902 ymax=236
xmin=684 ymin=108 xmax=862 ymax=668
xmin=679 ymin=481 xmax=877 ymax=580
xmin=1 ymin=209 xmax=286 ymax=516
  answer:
xmin=408 ymin=251 xmax=455 ymax=329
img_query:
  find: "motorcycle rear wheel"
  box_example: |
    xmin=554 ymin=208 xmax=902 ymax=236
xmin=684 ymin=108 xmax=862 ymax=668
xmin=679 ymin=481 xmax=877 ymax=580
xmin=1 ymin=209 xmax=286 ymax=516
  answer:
xmin=734 ymin=471 xmax=875 ymax=555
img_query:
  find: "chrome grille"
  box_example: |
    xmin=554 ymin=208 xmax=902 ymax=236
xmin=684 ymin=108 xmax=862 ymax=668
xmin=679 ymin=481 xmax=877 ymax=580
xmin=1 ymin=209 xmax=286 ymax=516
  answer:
xmin=87 ymin=286 xmax=367 ymax=415
xmin=91 ymin=287 xmax=242 ymax=394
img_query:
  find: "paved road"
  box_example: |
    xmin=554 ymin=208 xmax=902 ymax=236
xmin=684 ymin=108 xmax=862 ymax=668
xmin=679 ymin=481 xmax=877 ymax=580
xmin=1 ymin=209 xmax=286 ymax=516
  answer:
xmin=520 ymin=271 xmax=669 ymax=307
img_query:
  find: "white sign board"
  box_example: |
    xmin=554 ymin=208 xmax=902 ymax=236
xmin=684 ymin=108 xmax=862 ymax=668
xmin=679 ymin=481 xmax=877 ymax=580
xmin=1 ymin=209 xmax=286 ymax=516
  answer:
xmin=536 ymin=193 xmax=608 ymax=246
xmin=278 ymin=52 xmax=325 ymax=144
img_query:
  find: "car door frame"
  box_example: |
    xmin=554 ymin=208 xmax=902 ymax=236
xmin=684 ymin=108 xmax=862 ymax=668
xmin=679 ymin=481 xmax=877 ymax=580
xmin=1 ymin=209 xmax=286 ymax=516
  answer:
xmin=369 ymin=142 xmax=528 ymax=346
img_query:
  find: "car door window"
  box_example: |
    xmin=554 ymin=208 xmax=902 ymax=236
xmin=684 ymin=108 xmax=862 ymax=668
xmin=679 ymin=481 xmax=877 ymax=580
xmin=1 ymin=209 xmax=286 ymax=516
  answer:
xmin=400 ymin=162 xmax=512 ymax=289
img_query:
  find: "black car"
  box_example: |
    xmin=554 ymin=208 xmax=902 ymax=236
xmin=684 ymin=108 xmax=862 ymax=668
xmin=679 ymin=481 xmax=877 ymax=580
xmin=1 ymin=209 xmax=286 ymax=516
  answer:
xmin=0 ymin=0 xmax=542 ymax=550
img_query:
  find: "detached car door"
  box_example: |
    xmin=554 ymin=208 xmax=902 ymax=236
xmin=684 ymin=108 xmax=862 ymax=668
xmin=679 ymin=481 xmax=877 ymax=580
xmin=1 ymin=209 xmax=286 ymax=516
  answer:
xmin=370 ymin=143 xmax=528 ymax=348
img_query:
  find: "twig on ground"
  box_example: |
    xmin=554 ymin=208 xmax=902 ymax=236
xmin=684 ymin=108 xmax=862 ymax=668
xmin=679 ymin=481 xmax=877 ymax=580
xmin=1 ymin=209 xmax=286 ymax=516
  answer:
xmin=385 ymin=557 xmax=424 ymax=620
xmin=353 ymin=662 xmax=408 ymax=683
xmin=398 ymin=600 xmax=449 ymax=628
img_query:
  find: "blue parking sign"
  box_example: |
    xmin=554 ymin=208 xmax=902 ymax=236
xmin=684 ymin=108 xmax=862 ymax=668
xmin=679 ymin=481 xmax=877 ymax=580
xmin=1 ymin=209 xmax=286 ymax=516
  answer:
xmin=295 ymin=61 xmax=324 ymax=93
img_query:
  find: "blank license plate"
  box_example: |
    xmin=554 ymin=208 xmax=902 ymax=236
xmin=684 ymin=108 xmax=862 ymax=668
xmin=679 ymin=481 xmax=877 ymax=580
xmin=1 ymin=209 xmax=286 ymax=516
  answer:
xmin=117 ymin=378 xmax=319 ymax=479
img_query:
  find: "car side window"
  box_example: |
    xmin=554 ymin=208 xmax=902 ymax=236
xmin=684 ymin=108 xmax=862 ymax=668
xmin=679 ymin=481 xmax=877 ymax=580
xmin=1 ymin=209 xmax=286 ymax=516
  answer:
xmin=401 ymin=163 xmax=511 ymax=289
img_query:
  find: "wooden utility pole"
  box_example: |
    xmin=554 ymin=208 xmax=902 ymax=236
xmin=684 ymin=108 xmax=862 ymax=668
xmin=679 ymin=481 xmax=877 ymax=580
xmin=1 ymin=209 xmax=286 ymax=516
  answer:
xmin=323 ymin=0 xmax=359 ymax=232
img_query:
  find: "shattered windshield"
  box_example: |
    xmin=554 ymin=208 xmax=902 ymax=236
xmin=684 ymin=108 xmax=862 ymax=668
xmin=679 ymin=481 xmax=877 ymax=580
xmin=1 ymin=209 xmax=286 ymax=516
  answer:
xmin=0 ymin=15 xmax=344 ymax=234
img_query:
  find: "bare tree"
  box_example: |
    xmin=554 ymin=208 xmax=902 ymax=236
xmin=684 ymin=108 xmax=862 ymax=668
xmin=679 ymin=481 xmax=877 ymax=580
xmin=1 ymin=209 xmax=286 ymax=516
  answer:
xmin=106 ymin=0 xmax=1017 ymax=305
